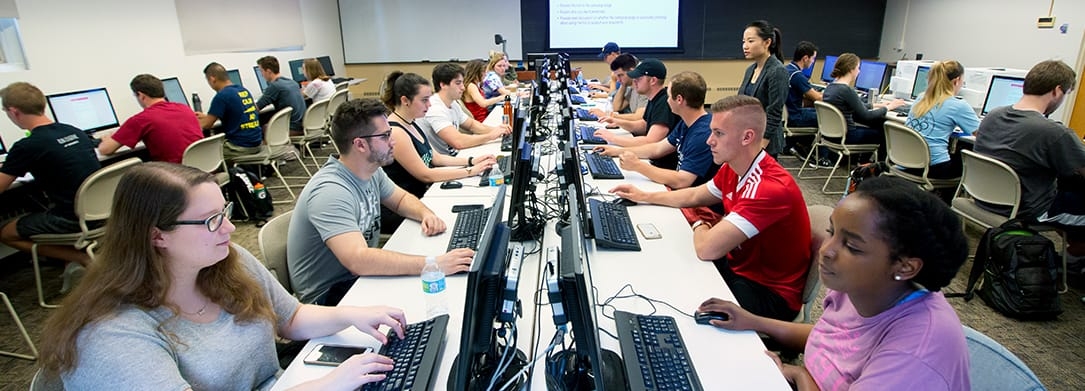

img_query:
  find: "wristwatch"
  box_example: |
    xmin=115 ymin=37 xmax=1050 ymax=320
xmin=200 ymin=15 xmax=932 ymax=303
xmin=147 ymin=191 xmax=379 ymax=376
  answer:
xmin=691 ymin=220 xmax=713 ymax=231
xmin=467 ymin=156 xmax=474 ymax=167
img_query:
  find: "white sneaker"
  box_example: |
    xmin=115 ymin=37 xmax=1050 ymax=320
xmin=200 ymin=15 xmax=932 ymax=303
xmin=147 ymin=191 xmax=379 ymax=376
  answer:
xmin=60 ymin=263 xmax=86 ymax=294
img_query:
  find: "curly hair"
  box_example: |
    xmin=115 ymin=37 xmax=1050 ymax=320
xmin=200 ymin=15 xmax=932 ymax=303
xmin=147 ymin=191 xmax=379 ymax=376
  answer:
xmin=853 ymin=176 xmax=968 ymax=291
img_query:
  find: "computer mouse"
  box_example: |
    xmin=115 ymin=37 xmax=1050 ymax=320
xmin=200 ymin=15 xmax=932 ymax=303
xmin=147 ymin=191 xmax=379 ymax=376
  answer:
xmin=440 ymin=180 xmax=463 ymax=189
xmin=611 ymin=197 xmax=637 ymax=207
xmin=896 ymin=111 xmax=907 ymax=117
xmin=694 ymin=311 xmax=729 ymax=325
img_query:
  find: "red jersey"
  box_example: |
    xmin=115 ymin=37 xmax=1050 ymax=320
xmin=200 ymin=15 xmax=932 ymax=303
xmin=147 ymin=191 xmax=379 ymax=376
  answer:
xmin=112 ymin=101 xmax=204 ymax=163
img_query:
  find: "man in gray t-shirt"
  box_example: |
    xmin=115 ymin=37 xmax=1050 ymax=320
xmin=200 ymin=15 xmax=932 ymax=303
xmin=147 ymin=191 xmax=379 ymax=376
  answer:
xmin=974 ymin=60 xmax=1085 ymax=228
xmin=288 ymin=98 xmax=475 ymax=305
xmin=417 ymin=63 xmax=508 ymax=155
xmin=256 ymin=56 xmax=307 ymax=135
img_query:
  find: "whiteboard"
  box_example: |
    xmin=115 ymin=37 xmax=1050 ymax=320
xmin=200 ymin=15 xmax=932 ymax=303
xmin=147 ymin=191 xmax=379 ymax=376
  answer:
xmin=338 ymin=0 xmax=523 ymax=63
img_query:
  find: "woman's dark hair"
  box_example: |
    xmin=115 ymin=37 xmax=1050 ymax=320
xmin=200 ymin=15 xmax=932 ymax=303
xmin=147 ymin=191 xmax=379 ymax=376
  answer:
xmin=747 ymin=20 xmax=782 ymax=61
xmin=853 ymin=176 xmax=968 ymax=291
xmin=380 ymin=71 xmax=430 ymax=109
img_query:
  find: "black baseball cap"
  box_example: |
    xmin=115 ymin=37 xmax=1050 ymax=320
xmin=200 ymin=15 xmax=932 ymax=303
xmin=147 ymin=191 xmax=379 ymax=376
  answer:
xmin=627 ymin=58 xmax=666 ymax=79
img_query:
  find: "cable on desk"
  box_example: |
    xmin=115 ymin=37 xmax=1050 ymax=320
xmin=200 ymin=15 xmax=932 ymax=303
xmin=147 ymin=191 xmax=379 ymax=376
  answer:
xmin=596 ymin=283 xmax=695 ymax=321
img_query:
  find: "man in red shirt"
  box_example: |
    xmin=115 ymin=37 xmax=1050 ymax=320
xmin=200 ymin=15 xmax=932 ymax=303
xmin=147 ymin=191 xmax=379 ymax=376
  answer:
xmin=98 ymin=74 xmax=204 ymax=163
xmin=611 ymin=94 xmax=811 ymax=321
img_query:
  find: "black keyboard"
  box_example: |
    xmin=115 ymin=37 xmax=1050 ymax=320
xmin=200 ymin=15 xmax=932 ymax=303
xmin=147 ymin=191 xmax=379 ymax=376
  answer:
xmin=584 ymin=152 xmax=623 ymax=180
xmin=447 ymin=207 xmax=490 ymax=251
xmin=892 ymin=104 xmax=912 ymax=114
xmin=614 ymin=311 xmax=703 ymax=391
xmin=477 ymin=156 xmax=511 ymax=186
xmin=588 ymin=199 xmax=640 ymax=251
xmin=576 ymin=108 xmax=599 ymax=121
xmin=578 ymin=125 xmax=607 ymax=145
xmin=359 ymin=314 xmax=449 ymax=391
xmin=569 ymin=94 xmax=587 ymax=104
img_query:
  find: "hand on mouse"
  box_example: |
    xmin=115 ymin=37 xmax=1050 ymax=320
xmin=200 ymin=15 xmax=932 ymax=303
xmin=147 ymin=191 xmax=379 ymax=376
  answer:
xmin=594 ymin=145 xmax=622 ymax=157
xmin=609 ymin=184 xmax=647 ymax=203
xmin=697 ymin=297 xmax=756 ymax=330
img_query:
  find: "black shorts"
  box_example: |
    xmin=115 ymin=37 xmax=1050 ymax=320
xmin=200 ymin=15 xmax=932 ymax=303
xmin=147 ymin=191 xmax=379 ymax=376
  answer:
xmin=713 ymin=260 xmax=799 ymax=322
xmin=15 ymin=211 xmax=81 ymax=238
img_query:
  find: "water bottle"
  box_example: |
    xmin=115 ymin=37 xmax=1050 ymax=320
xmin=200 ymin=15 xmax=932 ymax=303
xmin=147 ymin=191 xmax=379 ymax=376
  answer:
xmin=192 ymin=93 xmax=202 ymax=112
xmin=488 ymin=164 xmax=504 ymax=186
xmin=502 ymin=95 xmax=513 ymax=126
xmin=421 ymin=257 xmax=448 ymax=318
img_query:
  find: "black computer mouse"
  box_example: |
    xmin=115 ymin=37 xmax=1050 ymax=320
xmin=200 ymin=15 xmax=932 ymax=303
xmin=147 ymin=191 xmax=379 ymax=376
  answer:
xmin=440 ymin=180 xmax=463 ymax=189
xmin=694 ymin=311 xmax=729 ymax=325
xmin=611 ymin=197 xmax=637 ymax=207
xmin=896 ymin=111 xmax=907 ymax=117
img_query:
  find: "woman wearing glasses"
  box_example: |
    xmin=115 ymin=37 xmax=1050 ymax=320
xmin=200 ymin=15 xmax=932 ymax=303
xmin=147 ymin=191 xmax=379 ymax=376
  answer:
xmin=39 ymin=162 xmax=408 ymax=390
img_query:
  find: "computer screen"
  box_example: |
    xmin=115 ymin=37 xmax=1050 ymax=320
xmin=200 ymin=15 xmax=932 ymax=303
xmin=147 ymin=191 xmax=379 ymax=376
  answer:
xmin=449 ymin=185 xmax=522 ymax=389
xmin=160 ymin=77 xmax=188 ymax=108
xmin=982 ymin=75 xmax=1025 ymax=116
xmin=253 ymin=66 xmax=269 ymax=93
xmin=856 ymin=60 xmax=888 ymax=92
xmin=46 ymin=87 xmax=120 ymax=134
xmin=556 ymin=188 xmax=625 ymax=389
xmin=820 ymin=55 xmax=838 ymax=83
xmin=316 ymin=56 xmax=335 ymax=76
xmin=559 ymin=135 xmax=593 ymax=239
xmin=225 ymin=69 xmax=243 ymax=88
xmin=526 ymin=52 xmax=559 ymax=71
xmin=910 ymin=66 xmax=930 ymax=101
xmin=509 ymin=140 xmax=540 ymax=241
xmin=288 ymin=59 xmax=307 ymax=83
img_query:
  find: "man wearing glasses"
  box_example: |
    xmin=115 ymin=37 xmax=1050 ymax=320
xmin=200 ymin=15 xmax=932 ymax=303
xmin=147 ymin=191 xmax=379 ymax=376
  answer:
xmin=288 ymin=98 xmax=475 ymax=305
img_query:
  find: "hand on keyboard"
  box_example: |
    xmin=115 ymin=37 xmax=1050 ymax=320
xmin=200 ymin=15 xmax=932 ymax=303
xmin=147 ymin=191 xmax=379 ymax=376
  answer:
xmin=324 ymin=352 xmax=395 ymax=388
xmin=594 ymin=145 xmax=622 ymax=157
xmin=696 ymin=297 xmax=753 ymax=330
xmin=437 ymin=248 xmax=474 ymax=275
xmin=592 ymin=128 xmax=615 ymax=143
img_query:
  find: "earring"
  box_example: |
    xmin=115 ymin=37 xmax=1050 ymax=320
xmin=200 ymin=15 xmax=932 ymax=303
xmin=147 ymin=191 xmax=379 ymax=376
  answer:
xmin=894 ymin=275 xmax=902 ymax=281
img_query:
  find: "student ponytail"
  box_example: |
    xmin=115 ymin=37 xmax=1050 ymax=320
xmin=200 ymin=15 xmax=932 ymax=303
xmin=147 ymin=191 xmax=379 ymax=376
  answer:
xmin=912 ymin=60 xmax=963 ymax=118
xmin=380 ymin=71 xmax=405 ymax=109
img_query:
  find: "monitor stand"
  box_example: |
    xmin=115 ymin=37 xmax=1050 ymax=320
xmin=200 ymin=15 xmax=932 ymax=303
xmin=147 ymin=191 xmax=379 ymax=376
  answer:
xmin=448 ymin=342 xmax=528 ymax=391
xmin=547 ymin=348 xmax=628 ymax=390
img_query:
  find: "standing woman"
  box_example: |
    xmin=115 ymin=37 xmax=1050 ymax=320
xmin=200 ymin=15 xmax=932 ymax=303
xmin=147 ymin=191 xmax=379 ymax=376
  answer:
xmin=302 ymin=58 xmax=336 ymax=103
xmin=738 ymin=20 xmax=789 ymax=157
xmin=905 ymin=60 xmax=980 ymax=179
xmin=39 ymin=163 xmax=408 ymax=390
xmin=462 ymin=59 xmax=506 ymax=122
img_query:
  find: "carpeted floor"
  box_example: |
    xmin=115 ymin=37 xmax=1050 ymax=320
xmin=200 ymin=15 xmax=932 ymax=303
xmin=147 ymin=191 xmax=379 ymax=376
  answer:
xmin=0 ymin=147 xmax=1082 ymax=390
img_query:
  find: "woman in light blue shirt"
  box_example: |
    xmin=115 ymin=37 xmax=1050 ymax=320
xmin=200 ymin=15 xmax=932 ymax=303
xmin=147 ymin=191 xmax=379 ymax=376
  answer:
xmin=905 ymin=60 xmax=980 ymax=179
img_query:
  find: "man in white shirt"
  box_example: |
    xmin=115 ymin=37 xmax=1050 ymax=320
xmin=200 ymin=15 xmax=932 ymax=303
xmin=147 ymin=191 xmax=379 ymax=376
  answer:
xmin=416 ymin=63 xmax=509 ymax=155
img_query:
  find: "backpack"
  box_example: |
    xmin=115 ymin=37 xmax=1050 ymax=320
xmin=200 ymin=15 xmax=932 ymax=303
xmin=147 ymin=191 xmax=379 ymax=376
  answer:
xmin=950 ymin=219 xmax=1063 ymax=320
xmin=226 ymin=166 xmax=274 ymax=224
xmin=844 ymin=161 xmax=887 ymax=196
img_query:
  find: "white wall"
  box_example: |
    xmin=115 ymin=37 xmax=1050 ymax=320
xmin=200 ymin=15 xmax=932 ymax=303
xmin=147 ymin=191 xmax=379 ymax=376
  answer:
xmin=879 ymin=0 xmax=1085 ymax=121
xmin=0 ymin=0 xmax=344 ymax=146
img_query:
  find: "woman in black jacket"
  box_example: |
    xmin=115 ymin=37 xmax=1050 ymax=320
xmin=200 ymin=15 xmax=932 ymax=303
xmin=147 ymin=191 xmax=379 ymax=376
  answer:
xmin=738 ymin=20 xmax=789 ymax=158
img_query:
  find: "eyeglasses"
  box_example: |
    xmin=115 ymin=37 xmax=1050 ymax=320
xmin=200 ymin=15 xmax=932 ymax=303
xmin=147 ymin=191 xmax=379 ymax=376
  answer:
xmin=356 ymin=130 xmax=392 ymax=141
xmin=170 ymin=202 xmax=233 ymax=232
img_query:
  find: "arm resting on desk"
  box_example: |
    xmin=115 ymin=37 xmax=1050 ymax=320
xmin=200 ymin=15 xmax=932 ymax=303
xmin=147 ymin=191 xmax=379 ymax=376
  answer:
xmin=598 ymin=123 xmax=667 ymax=147
xmin=97 ymin=135 xmax=123 ymax=156
xmin=611 ymin=182 xmax=718 ymax=208
xmin=196 ymin=112 xmax=218 ymax=130
xmin=279 ymin=304 xmax=407 ymax=343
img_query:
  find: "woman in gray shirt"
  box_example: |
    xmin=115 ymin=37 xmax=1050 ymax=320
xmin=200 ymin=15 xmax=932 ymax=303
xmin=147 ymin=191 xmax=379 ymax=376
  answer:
xmin=39 ymin=162 xmax=407 ymax=390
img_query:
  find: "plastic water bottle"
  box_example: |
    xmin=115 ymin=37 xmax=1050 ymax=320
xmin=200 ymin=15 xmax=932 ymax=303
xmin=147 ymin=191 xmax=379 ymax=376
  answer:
xmin=422 ymin=257 xmax=448 ymax=318
xmin=502 ymin=95 xmax=513 ymax=125
xmin=488 ymin=164 xmax=504 ymax=187
xmin=192 ymin=93 xmax=202 ymax=112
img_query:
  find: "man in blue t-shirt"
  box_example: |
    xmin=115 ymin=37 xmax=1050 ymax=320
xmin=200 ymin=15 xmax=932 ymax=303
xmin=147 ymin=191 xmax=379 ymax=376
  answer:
xmin=197 ymin=62 xmax=264 ymax=160
xmin=255 ymin=56 xmax=306 ymax=136
xmin=594 ymin=71 xmax=719 ymax=189
xmin=784 ymin=41 xmax=822 ymax=128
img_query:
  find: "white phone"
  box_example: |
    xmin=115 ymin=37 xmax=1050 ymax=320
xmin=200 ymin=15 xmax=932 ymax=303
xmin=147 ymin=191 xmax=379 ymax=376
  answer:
xmin=303 ymin=344 xmax=373 ymax=366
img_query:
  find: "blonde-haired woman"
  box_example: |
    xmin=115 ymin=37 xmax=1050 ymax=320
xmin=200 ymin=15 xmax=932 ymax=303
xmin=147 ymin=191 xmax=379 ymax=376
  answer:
xmin=905 ymin=60 xmax=980 ymax=179
xmin=482 ymin=51 xmax=516 ymax=99
xmin=302 ymin=58 xmax=336 ymax=103
xmin=39 ymin=162 xmax=407 ymax=390
xmin=463 ymin=59 xmax=506 ymax=122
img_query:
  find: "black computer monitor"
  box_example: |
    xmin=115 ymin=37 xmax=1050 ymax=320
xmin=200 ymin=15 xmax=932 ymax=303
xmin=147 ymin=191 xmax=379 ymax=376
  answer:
xmin=288 ymin=59 xmax=307 ymax=83
xmin=981 ymin=75 xmax=1025 ymax=116
xmin=46 ymin=87 xmax=120 ymax=134
xmin=253 ymin=66 xmax=269 ymax=93
xmin=856 ymin=60 xmax=888 ymax=92
xmin=555 ymin=190 xmax=626 ymax=389
xmin=526 ymin=52 xmax=559 ymax=71
xmin=316 ymin=56 xmax=335 ymax=76
xmin=559 ymin=136 xmax=593 ymax=239
xmin=449 ymin=185 xmax=525 ymax=390
xmin=911 ymin=66 xmax=931 ymax=101
xmin=820 ymin=55 xmax=838 ymax=83
xmin=509 ymin=138 xmax=542 ymax=241
xmin=227 ymin=69 xmax=243 ymax=87
xmin=160 ymin=77 xmax=188 ymax=108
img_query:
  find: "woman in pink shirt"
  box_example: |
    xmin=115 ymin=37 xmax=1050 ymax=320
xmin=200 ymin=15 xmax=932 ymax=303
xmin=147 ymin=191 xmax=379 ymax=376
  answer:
xmin=700 ymin=176 xmax=971 ymax=390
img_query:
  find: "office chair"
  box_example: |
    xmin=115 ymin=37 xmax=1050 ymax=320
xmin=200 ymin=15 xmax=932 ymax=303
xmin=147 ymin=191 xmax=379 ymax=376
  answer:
xmin=781 ymin=107 xmax=819 ymax=171
xmin=29 ymin=368 xmax=63 ymax=391
xmin=30 ymin=158 xmax=142 ymax=308
xmin=798 ymin=101 xmax=880 ymax=194
xmin=964 ymin=326 xmax=1045 ymax=390
xmin=181 ymin=133 xmax=229 ymax=187
xmin=227 ymin=107 xmax=312 ymax=203
xmin=796 ymin=204 xmax=832 ymax=323
xmin=259 ymin=211 xmax=293 ymax=294
xmin=291 ymin=98 xmax=331 ymax=170
xmin=0 ymin=291 xmax=37 ymax=360
xmin=882 ymin=121 xmax=960 ymax=191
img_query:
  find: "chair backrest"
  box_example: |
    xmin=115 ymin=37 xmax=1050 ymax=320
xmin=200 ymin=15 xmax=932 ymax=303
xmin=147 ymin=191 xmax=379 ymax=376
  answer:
xmin=75 ymin=158 xmax=142 ymax=226
xmin=335 ymin=81 xmax=350 ymax=91
xmin=813 ymin=101 xmax=848 ymax=140
xmin=302 ymin=98 xmax=330 ymax=133
xmin=327 ymin=89 xmax=349 ymax=121
xmin=799 ymin=204 xmax=832 ymax=322
xmin=956 ymin=149 xmax=1021 ymax=219
xmin=181 ymin=133 xmax=226 ymax=174
xmin=964 ymin=326 xmax=1045 ymax=391
xmin=883 ymin=121 xmax=931 ymax=171
xmin=265 ymin=107 xmax=294 ymax=147
xmin=259 ymin=211 xmax=293 ymax=293
xmin=30 ymin=368 xmax=64 ymax=391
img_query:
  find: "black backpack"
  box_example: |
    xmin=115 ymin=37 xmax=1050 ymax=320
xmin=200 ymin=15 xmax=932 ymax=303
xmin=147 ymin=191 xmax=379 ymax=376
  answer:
xmin=225 ymin=166 xmax=274 ymax=224
xmin=844 ymin=161 xmax=887 ymax=196
xmin=951 ymin=220 xmax=1063 ymax=320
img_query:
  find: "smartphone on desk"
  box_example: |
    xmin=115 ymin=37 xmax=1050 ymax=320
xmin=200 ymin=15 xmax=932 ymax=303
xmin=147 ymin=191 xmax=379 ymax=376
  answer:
xmin=303 ymin=344 xmax=373 ymax=366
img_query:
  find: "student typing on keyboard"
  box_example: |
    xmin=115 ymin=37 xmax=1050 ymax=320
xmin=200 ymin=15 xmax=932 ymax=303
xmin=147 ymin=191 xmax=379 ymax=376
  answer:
xmin=593 ymin=59 xmax=681 ymax=170
xmin=38 ymin=162 xmax=410 ymax=390
xmin=593 ymin=71 xmax=720 ymax=190
xmin=287 ymin=99 xmax=475 ymax=306
xmin=416 ymin=63 xmax=510 ymax=156
xmin=610 ymin=95 xmax=811 ymax=322
xmin=587 ymin=54 xmax=649 ymax=122
xmin=698 ymin=177 xmax=971 ymax=391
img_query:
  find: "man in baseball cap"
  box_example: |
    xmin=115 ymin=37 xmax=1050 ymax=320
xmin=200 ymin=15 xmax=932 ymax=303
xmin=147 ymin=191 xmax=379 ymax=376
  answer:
xmin=598 ymin=42 xmax=621 ymax=59
xmin=589 ymin=42 xmax=622 ymax=94
xmin=597 ymin=58 xmax=680 ymax=169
